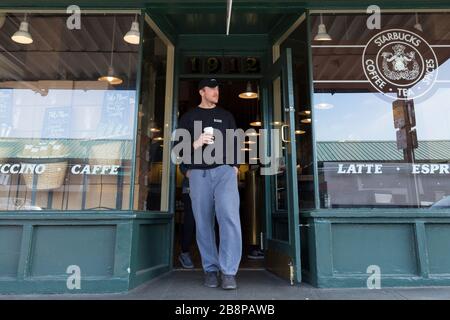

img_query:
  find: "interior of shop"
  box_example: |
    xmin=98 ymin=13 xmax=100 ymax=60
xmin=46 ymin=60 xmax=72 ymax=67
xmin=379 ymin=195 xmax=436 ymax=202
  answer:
xmin=173 ymin=79 xmax=266 ymax=270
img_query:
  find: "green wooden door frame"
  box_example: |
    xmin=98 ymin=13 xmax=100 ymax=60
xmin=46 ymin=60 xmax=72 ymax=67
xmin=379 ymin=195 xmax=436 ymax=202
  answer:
xmin=261 ymin=48 xmax=301 ymax=283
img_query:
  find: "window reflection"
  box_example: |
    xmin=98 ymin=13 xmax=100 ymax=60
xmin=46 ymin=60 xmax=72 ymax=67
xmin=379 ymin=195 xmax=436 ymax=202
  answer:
xmin=133 ymin=17 xmax=168 ymax=211
xmin=312 ymin=12 xmax=450 ymax=209
xmin=0 ymin=12 xmax=139 ymax=211
xmin=281 ymin=18 xmax=316 ymax=210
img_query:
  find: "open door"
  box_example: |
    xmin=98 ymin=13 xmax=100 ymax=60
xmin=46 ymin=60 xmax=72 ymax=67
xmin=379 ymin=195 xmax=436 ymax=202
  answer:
xmin=261 ymin=48 xmax=301 ymax=284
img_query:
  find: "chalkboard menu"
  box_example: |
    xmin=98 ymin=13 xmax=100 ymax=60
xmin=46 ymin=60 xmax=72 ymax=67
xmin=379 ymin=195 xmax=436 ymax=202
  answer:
xmin=0 ymin=89 xmax=13 ymax=137
xmin=42 ymin=106 xmax=71 ymax=139
xmin=97 ymin=90 xmax=134 ymax=139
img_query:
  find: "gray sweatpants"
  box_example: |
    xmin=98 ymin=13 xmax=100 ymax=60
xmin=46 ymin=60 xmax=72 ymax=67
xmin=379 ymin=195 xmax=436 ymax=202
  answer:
xmin=189 ymin=165 xmax=242 ymax=275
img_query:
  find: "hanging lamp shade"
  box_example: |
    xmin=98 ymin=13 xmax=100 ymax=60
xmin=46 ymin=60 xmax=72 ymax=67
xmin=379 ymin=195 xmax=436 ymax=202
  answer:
xmin=414 ymin=13 xmax=423 ymax=32
xmin=239 ymin=81 xmax=258 ymax=99
xmin=149 ymin=119 xmax=161 ymax=133
xmin=99 ymin=17 xmax=122 ymax=85
xmin=414 ymin=22 xmax=423 ymax=32
xmin=250 ymin=110 xmax=262 ymax=127
xmin=250 ymin=119 xmax=262 ymax=127
xmin=12 ymin=15 xmax=33 ymax=44
xmin=98 ymin=66 xmax=123 ymax=85
xmin=299 ymin=110 xmax=311 ymax=116
xmin=124 ymin=20 xmax=140 ymax=45
xmin=301 ymin=118 xmax=312 ymax=124
xmin=249 ymin=84 xmax=261 ymax=126
xmin=314 ymin=14 xmax=332 ymax=41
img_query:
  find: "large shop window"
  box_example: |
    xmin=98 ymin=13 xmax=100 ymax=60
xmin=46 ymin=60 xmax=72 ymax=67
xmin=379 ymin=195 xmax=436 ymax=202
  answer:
xmin=312 ymin=12 xmax=450 ymax=209
xmin=0 ymin=11 xmax=140 ymax=211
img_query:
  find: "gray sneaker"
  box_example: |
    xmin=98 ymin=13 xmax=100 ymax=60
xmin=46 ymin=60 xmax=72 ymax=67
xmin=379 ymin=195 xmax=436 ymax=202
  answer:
xmin=221 ymin=274 xmax=237 ymax=290
xmin=178 ymin=252 xmax=194 ymax=269
xmin=204 ymin=271 xmax=220 ymax=288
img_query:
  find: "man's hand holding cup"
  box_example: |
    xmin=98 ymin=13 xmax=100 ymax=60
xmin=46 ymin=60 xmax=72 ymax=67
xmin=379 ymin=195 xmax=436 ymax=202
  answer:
xmin=193 ymin=127 xmax=214 ymax=149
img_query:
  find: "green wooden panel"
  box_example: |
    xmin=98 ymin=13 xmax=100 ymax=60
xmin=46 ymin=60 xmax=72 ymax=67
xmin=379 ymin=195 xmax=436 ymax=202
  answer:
xmin=136 ymin=223 xmax=168 ymax=271
xmin=0 ymin=226 xmax=22 ymax=278
xmin=332 ymin=224 xmax=418 ymax=275
xmin=300 ymin=218 xmax=310 ymax=272
xmin=0 ymin=212 xmax=172 ymax=293
xmin=313 ymin=219 xmax=333 ymax=277
xmin=30 ymin=225 xmax=116 ymax=277
xmin=426 ymin=224 xmax=450 ymax=275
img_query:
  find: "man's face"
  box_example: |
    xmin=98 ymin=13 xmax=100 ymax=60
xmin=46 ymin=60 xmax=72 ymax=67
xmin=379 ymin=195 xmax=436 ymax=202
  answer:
xmin=200 ymin=86 xmax=219 ymax=104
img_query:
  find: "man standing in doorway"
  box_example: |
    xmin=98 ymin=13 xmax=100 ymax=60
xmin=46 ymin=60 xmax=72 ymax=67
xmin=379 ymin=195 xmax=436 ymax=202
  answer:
xmin=176 ymin=78 xmax=242 ymax=290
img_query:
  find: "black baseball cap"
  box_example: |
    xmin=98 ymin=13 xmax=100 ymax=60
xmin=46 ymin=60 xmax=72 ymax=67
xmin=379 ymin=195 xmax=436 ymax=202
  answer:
xmin=198 ymin=78 xmax=219 ymax=90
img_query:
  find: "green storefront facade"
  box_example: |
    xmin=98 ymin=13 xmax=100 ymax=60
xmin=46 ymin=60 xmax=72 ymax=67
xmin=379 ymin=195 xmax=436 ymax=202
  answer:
xmin=0 ymin=0 xmax=449 ymax=294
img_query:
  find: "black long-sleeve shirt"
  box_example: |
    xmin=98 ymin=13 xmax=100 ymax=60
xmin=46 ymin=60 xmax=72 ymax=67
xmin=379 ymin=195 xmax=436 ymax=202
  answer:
xmin=175 ymin=106 xmax=240 ymax=171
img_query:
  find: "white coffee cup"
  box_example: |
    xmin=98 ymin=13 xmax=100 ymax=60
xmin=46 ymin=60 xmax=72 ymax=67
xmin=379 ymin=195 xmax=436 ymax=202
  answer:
xmin=203 ymin=127 xmax=214 ymax=144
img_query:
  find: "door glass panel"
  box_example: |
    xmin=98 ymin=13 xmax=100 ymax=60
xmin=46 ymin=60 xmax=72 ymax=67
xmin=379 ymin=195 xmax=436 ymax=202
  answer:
xmin=264 ymin=48 xmax=301 ymax=282
xmin=280 ymin=20 xmax=315 ymax=210
xmin=272 ymin=76 xmax=287 ymax=211
xmin=133 ymin=17 xmax=169 ymax=211
xmin=270 ymin=75 xmax=289 ymax=241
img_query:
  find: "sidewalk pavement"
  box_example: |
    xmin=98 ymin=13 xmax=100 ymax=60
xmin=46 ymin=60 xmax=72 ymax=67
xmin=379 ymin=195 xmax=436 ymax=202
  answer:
xmin=2 ymin=270 xmax=450 ymax=300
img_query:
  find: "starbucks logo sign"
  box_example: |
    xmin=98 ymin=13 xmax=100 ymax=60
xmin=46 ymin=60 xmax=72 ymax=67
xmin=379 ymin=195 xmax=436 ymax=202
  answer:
xmin=362 ymin=29 xmax=438 ymax=100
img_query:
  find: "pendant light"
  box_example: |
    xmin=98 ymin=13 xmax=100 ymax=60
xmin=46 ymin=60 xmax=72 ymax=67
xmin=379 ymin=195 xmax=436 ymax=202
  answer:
xmin=99 ymin=16 xmax=122 ymax=85
xmin=239 ymin=81 xmax=258 ymax=99
xmin=414 ymin=13 xmax=423 ymax=32
xmin=299 ymin=107 xmax=311 ymax=124
xmin=249 ymin=85 xmax=262 ymax=126
xmin=124 ymin=14 xmax=140 ymax=45
xmin=249 ymin=117 xmax=261 ymax=127
xmin=314 ymin=13 xmax=332 ymax=41
xmin=301 ymin=118 xmax=312 ymax=124
xmin=99 ymin=66 xmax=123 ymax=85
xmin=149 ymin=119 xmax=161 ymax=133
xmin=11 ymin=13 xmax=33 ymax=44
xmin=299 ymin=110 xmax=311 ymax=116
